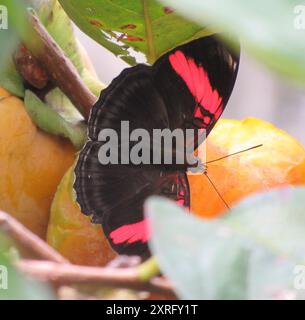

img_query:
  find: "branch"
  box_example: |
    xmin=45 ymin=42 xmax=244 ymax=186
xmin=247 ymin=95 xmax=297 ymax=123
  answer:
xmin=0 ymin=211 xmax=175 ymax=297
xmin=17 ymin=260 xmax=176 ymax=297
xmin=0 ymin=211 xmax=68 ymax=264
xmin=20 ymin=10 xmax=96 ymax=119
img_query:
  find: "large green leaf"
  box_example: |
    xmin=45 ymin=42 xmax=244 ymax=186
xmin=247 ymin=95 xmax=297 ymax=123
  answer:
xmin=59 ymin=0 xmax=213 ymax=64
xmin=160 ymin=0 xmax=305 ymax=84
xmin=147 ymin=187 xmax=305 ymax=299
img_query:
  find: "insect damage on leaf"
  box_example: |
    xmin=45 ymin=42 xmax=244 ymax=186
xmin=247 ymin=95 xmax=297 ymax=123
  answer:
xmin=125 ymin=35 xmax=145 ymax=42
xmin=89 ymin=19 xmax=103 ymax=27
xmin=59 ymin=0 xmax=207 ymax=65
xmin=164 ymin=6 xmax=174 ymax=14
xmin=120 ymin=24 xmax=137 ymax=30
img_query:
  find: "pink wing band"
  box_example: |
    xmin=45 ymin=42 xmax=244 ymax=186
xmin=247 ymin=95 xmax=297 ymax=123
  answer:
xmin=109 ymin=195 xmax=186 ymax=245
xmin=169 ymin=50 xmax=223 ymax=118
xmin=110 ymin=219 xmax=151 ymax=245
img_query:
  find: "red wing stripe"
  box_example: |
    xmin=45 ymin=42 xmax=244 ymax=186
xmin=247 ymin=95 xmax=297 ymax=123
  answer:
xmin=169 ymin=50 xmax=223 ymax=116
xmin=176 ymin=199 xmax=185 ymax=205
xmin=109 ymin=219 xmax=151 ymax=245
xmin=170 ymin=50 xmax=194 ymax=96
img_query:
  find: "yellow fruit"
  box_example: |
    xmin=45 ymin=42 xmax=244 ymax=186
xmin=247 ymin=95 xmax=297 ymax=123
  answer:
xmin=189 ymin=118 xmax=305 ymax=217
xmin=0 ymin=87 xmax=11 ymax=99
xmin=47 ymin=117 xmax=305 ymax=266
xmin=0 ymin=88 xmax=75 ymax=237
xmin=47 ymin=167 xmax=116 ymax=266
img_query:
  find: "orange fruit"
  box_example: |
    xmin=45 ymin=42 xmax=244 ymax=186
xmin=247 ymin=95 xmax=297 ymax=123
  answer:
xmin=0 ymin=88 xmax=75 ymax=238
xmin=189 ymin=118 xmax=305 ymax=218
xmin=47 ymin=167 xmax=116 ymax=266
xmin=47 ymin=117 xmax=305 ymax=266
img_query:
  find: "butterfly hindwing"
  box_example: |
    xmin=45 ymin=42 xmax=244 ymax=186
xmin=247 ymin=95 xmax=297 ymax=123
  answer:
xmin=107 ymin=171 xmax=189 ymax=256
xmin=74 ymin=138 xmax=189 ymax=255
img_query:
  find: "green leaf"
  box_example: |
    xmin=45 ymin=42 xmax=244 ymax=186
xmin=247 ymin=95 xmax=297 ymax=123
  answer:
xmin=160 ymin=0 xmax=305 ymax=84
xmin=35 ymin=0 xmax=104 ymax=96
xmin=0 ymin=57 xmax=24 ymax=97
xmin=0 ymin=0 xmax=104 ymax=104
xmin=59 ymin=0 xmax=213 ymax=64
xmin=0 ymin=0 xmax=28 ymax=96
xmin=0 ymin=253 xmax=53 ymax=299
xmin=147 ymin=187 xmax=305 ymax=299
xmin=30 ymin=0 xmax=56 ymax=24
xmin=44 ymin=0 xmax=84 ymax=73
xmin=40 ymin=0 xmax=104 ymax=118
xmin=0 ymin=0 xmax=50 ymax=97
xmin=24 ymin=90 xmax=86 ymax=149
xmin=44 ymin=70 xmax=103 ymax=124
xmin=80 ymin=68 xmax=104 ymax=97
xmin=0 ymin=0 xmax=28 ymax=67
xmin=44 ymin=88 xmax=83 ymax=124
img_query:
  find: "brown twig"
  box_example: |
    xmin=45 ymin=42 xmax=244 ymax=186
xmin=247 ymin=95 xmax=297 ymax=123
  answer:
xmin=20 ymin=10 xmax=96 ymax=119
xmin=17 ymin=260 xmax=176 ymax=297
xmin=0 ymin=211 xmax=68 ymax=264
xmin=0 ymin=211 xmax=176 ymax=297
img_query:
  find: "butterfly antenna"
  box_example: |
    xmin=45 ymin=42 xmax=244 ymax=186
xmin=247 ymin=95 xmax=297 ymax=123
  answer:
xmin=204 ymin=172 xmax=231 ymax=211
xmin=201 ymin=144 xmax=263 ymax=211
xmin=205 ymin=144 xmax=263 ymax=165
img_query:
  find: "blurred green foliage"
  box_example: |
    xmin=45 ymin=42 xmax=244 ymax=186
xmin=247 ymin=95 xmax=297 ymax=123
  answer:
xmin=0 ymin=233 xmax=53 ymax=300
xmin=160 ymin=0 xmax=305 ymax=85
xmin=147 ymin=187 xmax=305 ymax=299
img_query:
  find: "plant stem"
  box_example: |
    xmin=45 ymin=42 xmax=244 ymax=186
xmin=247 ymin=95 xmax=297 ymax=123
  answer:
xmin=20 ymin=9 xmax=96 ymax=120
xmin=17 ymin=260 xmax=175 ymax=296
xmin=0 ymin=210 xmax=175 ymax=296
xmin=0 ymin=211 xmax=68 ymax=264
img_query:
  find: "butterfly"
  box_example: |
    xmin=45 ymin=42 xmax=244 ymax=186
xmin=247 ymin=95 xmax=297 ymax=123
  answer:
xmin=74 ymin=34 xmax=240 ymax=257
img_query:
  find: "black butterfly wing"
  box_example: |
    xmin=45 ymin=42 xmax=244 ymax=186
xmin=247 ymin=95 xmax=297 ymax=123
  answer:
xmin=88 ymin=65 xmax=169 ymax=141
xmin=74 ymin=34 xmax=240 ymax=256
xmin=74 ymin=65 xmax=189 ymax=256
xmin=152 ymin=34 xmax=240 ymax=146
xmin=74 ymin=140 xmax=189 ymax=255
xmin=88 ymin=34 xmax=239 ymax=156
